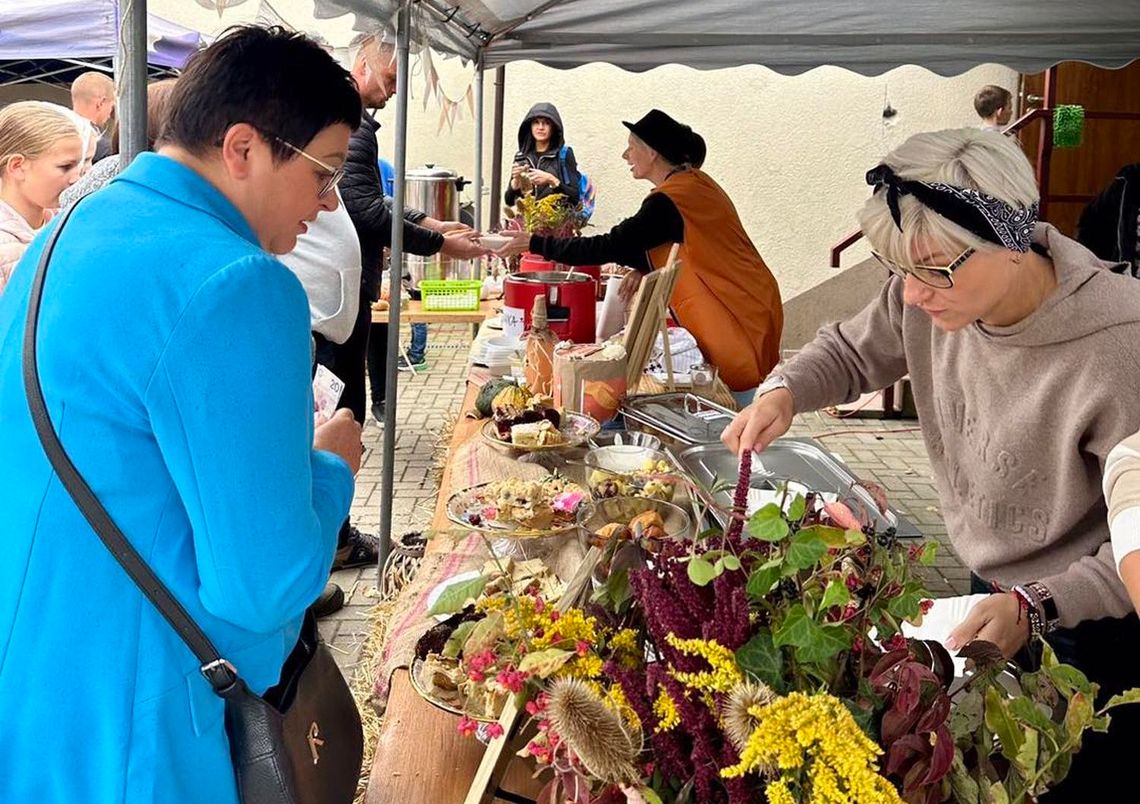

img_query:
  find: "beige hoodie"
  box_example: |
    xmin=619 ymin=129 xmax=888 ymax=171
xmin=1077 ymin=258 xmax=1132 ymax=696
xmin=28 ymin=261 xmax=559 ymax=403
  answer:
xmin=780 ymin=224 xmax=1140 ymax=627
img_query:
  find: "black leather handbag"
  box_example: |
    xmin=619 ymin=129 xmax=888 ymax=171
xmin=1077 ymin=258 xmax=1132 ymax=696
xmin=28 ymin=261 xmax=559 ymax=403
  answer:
xmin=22 ymin=203 xmax=363 ymax=804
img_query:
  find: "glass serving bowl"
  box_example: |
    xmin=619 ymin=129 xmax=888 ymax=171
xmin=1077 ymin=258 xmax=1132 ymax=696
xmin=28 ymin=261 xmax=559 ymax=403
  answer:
xmin=583 ymin=445 xmax=678 ymax=501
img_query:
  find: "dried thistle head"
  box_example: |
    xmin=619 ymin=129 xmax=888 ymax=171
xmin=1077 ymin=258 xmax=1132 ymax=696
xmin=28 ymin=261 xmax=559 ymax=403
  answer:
xmin=721 ymin=679 xmax=776 ymax=752
xmin=546 ymin=678 xmax=639 ymax=785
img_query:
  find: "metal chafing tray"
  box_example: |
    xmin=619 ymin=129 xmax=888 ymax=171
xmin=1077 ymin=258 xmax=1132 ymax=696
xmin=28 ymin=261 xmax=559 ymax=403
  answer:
xmin=621 ymin=393 xmax=736 ymax=447
xmin=674 ymin=439 xmax=923 ymax=540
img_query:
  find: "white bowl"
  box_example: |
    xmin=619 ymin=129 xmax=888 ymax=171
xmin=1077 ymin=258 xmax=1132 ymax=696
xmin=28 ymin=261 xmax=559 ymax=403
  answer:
xmin=478 ymin=234 xmax=514 ymax=253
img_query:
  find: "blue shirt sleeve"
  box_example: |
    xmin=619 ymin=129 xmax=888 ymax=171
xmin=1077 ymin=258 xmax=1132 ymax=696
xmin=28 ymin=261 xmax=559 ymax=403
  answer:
xmin=143 ymin=254 xmax=354 ymax=633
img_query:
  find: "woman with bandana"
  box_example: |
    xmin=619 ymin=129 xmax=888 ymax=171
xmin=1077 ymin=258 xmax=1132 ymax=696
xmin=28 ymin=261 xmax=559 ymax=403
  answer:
xmin=723 ymin=127 xmax=1140 ymax=800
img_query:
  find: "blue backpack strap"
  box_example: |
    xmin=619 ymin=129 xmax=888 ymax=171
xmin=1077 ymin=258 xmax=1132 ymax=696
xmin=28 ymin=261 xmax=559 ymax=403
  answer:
xmin=558 ymin=144 xmax=571 ymax=186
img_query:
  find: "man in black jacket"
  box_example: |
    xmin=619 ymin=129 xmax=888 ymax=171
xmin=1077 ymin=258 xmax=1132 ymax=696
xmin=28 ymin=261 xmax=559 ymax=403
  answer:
xmin=329 ymin=34 xmax=486 ymax=570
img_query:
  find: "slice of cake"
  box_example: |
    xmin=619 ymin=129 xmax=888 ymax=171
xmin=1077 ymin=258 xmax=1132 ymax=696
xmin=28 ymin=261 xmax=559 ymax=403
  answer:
xmin=510 ymin=420 xmax=564 ymax=447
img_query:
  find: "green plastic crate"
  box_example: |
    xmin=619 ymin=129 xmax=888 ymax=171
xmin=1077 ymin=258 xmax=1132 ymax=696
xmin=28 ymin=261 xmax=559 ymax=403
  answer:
xmin=419 ymin=279 xmax=482 ymax=312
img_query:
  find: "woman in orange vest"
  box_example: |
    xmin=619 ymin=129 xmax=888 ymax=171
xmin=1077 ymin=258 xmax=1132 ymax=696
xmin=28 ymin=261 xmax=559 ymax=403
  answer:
xmin=503 ymin=109 xmax=783 ymax=406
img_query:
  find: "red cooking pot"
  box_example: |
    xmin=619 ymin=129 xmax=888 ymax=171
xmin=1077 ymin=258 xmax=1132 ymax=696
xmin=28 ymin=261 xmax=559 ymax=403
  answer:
xmin=519 ymin=252 xmax=556 ymax=274
xmin=502 ymin=271 xmax=597 ymax=344
xmin=520 ymin=254 xmax=601 ymax=298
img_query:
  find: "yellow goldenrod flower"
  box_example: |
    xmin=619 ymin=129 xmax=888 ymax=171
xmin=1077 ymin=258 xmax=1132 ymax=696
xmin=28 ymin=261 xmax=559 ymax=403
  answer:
xmin=721 ymin=692 xmax=901 ymax=804
xmin=604 ymin=684 xmax=642 ymax=732
xmin=665 ymin=633 xmax=743 ymax=695
xmin=766 ymin=780 xmax=795 ymax=804
xmin=652 ymin=685 xmax=681 ymax=733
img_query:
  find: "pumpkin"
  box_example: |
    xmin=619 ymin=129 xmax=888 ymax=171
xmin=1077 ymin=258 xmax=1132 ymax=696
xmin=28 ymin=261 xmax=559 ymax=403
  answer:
xmin=492 ymin=384 xmax=530 ymax=414
xmin=475 ymin=378 xmax=516 ymax=418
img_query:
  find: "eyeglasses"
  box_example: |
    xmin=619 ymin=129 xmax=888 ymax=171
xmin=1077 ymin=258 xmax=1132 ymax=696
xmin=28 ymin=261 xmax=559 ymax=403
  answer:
xmin=870 ymin=247 xmax=975 ymax=289
xmin=274 ymin=136 xmax=344 ymax=198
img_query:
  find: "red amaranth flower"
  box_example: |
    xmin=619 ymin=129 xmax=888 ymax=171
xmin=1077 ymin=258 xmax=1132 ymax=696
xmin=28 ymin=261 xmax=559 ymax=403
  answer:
xmin=726 ymin=451 xmax=752 ymax=541
xmin=920 ymin=598 xmax=934 ymax=614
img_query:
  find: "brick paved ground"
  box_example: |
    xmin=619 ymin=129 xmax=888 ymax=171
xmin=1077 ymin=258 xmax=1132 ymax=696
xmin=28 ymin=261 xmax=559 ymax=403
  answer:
xmin=324 ymin=323 xmax=970 ymax=681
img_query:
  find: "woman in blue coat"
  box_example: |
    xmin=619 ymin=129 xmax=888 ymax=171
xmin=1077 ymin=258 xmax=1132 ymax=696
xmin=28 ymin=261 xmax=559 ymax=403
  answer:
xmin=0 ymin=28 xmax=363 ymax=803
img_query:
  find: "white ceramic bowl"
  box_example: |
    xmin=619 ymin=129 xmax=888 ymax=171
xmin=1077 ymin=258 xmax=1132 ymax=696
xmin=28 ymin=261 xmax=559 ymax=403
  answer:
xmin=478 ymin=234 xmax=514 ymax=253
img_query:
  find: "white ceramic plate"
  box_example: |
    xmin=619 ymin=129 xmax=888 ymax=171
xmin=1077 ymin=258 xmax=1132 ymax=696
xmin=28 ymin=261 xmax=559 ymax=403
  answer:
xmin=900 ymin=594 xmax=992 ymax=676
xmin=424 ymin=569 xmax=483 ymax=622
xmin=486 ymin=334 xmax=524 ymax=351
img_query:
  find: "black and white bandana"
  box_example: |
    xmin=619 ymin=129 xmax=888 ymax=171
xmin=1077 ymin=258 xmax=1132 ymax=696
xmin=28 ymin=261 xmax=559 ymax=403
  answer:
xmin=866 ymin=164 xmax=1038 ymax=252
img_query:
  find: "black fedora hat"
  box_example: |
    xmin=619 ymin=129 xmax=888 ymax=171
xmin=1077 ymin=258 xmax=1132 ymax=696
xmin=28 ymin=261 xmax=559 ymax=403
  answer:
xmin=623 ymin=109 xmax=705 ymax=168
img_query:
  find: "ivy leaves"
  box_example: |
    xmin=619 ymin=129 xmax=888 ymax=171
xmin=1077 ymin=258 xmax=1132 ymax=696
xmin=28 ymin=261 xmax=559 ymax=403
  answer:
xmin=772 ymin=604 xmax=853 ymax=664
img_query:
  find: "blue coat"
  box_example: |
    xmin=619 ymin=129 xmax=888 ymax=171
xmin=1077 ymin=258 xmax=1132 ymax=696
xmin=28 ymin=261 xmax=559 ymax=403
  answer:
xmin=0 ymin=153 xmax=354 ymax=803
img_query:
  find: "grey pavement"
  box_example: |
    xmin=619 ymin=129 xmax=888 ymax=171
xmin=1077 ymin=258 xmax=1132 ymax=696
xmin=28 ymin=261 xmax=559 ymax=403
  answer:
xmin=325 ymin=324 xmax=969 ymax=682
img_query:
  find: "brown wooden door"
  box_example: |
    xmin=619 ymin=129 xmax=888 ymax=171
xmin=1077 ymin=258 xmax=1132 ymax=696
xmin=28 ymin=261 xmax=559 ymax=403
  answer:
xmin=1019 ymin=61 xmax=1140 ymax=237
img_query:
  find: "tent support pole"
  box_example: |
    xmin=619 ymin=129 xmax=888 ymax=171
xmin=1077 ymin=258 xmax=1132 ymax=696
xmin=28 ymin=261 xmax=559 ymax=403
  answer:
xmin=379 ymin=1 xmax=413 ymax=575
xmin=473 ymin=53 xmax=485 ymax=232
xmin=489 ymin=66 xmax=506 ymax=227
xmin=1035 ymin=65 xmax=1058 ymax=222
xmin=116 ymin=0 xmax=148 ymax=165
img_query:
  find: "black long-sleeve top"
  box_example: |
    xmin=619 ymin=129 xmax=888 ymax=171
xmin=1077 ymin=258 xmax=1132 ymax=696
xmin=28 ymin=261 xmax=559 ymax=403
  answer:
xmin=529 ymin=192 xmax=684 ymax=272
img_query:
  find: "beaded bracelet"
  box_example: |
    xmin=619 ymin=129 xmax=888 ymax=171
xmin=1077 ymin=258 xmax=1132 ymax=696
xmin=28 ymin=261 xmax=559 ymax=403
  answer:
xmin=1024 ymin=581 xmax=1059 ymax=634
xmin=1011 ymin=585 xmax=1044 ymax=638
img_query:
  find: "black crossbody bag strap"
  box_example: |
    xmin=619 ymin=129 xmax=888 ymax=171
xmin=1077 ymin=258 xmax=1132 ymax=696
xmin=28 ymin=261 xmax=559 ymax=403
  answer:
xmin=21 ymin=203 xmax=237 ymax=693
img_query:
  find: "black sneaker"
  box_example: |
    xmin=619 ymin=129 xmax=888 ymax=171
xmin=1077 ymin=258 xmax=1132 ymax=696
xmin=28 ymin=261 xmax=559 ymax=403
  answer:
xmin=371 ymin=401 xmax=385 ymax=425
xmin=333 ymin=524 xmax=380 ymax=570
xmin=311 ymin=583 xmax=345 ymax=618
xmin=397 ymin=355 xmax=428 ymax=372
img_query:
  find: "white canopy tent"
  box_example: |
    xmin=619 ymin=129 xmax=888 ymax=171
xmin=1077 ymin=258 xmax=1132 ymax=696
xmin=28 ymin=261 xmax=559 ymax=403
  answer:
xmin=327 ymin=0 xmax=1140 ymax=75
xmin=105 ymin=0 xmax=1140 ymax=567
xmin=347 ymin=0 xmax=1140 ymax=568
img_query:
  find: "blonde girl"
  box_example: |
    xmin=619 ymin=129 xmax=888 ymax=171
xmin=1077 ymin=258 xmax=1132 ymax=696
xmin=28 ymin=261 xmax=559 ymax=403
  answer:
xmin=0 ymin=101 xmax=84 ymax=292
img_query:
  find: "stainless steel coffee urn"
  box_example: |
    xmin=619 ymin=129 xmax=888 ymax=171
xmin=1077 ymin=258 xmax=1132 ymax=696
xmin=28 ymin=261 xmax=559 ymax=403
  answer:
xmin=403 ymin=165 xmax=477 ymax=288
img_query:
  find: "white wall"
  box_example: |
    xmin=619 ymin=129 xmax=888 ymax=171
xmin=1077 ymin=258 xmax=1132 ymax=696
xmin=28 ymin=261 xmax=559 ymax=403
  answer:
xmin=377 ymin=59 xmax=1017 ymax=299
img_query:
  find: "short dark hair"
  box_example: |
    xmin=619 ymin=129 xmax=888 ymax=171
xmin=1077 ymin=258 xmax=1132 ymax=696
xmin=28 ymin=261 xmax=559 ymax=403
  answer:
xmin=974 ymin=85 xmax=1012 ymax=119
xmin=162 ymin=26 xmax=361 ymax=161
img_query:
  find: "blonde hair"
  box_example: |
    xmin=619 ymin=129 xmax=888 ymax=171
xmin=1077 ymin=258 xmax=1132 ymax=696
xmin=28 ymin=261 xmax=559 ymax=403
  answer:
xmin=0 ymin=102 xmax=84 ymax=177
xmin=858 ymin=128 xmax=1039 ymax=270
xmin=70 ymin=71 xmax=115 ymax=104
xmin=350 ymin=32 xmax=395 ymax=73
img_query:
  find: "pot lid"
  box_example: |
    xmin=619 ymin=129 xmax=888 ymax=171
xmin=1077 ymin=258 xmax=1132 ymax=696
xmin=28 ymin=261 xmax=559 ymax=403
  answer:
xmin=406 ymin=163 xmax=458 ymax=179
xmin=506 ymin=270 xmax=595 ymax=285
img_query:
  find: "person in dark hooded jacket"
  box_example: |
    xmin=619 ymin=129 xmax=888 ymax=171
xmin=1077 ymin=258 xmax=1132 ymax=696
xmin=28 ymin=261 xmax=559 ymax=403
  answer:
xmin=505 ymin=102 xmax=581 ymax=207
xmin=1077 ymin=163 xmax=1140 ymax=278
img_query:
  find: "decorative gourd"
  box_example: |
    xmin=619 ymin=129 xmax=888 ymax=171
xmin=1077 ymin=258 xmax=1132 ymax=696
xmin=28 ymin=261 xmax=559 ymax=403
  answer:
xmin=492 ymin=384 xmax=530 ymax=413
xmin=475 ymin=378 xmax=515 ymax=418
